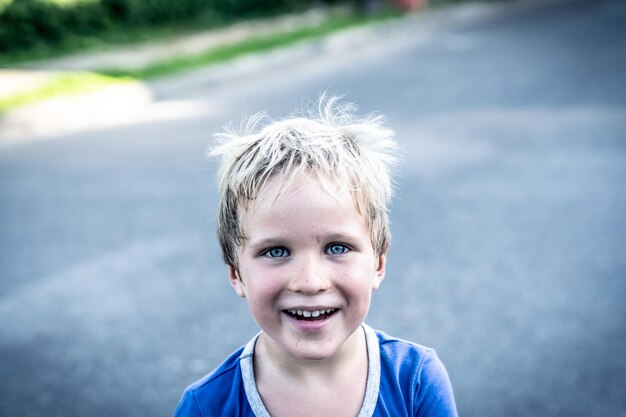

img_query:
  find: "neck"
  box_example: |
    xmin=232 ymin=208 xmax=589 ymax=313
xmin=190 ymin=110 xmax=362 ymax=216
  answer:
xmin=255 ymin=327 xmax=367 ymax=384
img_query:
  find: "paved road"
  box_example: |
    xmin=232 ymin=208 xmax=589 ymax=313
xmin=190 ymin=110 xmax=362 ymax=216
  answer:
xmin=1 ymin=0 xmax=625 ymax=416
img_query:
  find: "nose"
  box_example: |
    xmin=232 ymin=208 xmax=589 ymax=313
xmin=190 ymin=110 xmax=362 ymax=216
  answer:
xmin=287 ymin=253 xmax=331 ymax=294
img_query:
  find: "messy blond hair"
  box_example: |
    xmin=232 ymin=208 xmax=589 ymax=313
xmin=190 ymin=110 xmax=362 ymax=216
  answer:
xmin=211 ymin=95 xmax=399 ymax=268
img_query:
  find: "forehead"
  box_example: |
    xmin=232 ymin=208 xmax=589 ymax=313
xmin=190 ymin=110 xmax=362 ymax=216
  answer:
xmin=250 ymin=171 xmax=363 ymax=211
xmin=240 ymin=173 xmax=366 ymax=236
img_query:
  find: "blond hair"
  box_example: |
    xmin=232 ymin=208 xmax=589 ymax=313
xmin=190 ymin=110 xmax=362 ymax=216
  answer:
xmin=210 ymin=95 xmax=399 ymax=268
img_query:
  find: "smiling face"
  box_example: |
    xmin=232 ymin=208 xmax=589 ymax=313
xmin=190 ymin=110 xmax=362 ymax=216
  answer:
xmin=230 ymin=173 xmax=386 ymax=363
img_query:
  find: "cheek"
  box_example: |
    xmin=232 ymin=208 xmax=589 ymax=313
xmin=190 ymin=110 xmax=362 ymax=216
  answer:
xmin=350 ymin=266 xmax=380 ymax=307
xmin=243 ymin=268 xmax=284 ymax=304
xmin=338 ymin=266 xmax=377 ymax=297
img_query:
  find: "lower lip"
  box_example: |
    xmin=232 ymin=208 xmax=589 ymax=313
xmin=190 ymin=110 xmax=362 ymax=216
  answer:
xmin=282 ymin=311 xmax=338 ymax=331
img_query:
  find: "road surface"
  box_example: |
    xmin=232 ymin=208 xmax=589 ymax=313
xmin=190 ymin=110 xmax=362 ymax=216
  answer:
xmin=1 ymin=0 xmax=625 ymax=416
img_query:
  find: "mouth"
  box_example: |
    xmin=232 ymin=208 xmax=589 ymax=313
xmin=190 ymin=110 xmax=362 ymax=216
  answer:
xmin=283 ymin=308 xmax=338 ymax=321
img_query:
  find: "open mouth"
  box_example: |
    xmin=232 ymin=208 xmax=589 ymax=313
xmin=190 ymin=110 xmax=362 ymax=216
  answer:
xmin=283 ymin=308 xmax=338 ymax=321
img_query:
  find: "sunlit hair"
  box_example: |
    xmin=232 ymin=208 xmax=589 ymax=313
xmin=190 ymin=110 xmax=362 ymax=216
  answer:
xmin=210 ymin=95 xmax=400 ymax=268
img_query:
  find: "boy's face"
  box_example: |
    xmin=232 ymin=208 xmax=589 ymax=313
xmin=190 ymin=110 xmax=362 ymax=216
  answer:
xmin=229 ymin=173 xmax=386 ymax=362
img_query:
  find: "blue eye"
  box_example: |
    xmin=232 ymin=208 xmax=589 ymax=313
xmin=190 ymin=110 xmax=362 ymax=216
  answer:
xmin=264 ymin=247 xmax=290 ymax=258
xmin=326 ymin=244 xmax=349 ymax=255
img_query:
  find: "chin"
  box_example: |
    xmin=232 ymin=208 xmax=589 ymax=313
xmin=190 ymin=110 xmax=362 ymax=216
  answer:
xmin=289 ymin=345 xmax=338 ymax=362
xmin=288 ymin=332 xmax=358 ymax=361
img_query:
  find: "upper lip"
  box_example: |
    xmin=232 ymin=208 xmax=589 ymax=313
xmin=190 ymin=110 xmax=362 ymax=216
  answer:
xmin=282 ymin=305 xmax=337 ymax=311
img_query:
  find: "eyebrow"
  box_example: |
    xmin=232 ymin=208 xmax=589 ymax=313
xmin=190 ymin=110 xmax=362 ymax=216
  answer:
xmin=322 ymin=233 xmax=361 ymax=245
xmin=246 ymin=237 xmax=286 ymax=250
xmin=246 ymin=233 xmax=362 ymax=250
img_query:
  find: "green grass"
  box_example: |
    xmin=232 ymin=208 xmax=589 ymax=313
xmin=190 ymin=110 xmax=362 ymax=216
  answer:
xmin=0 ymin=9 xmax=401 ymax=114
xmin=0 ymin=72 xmax=131 ymax=113
xmin=100 ymin=11 xmax=401 ymax=79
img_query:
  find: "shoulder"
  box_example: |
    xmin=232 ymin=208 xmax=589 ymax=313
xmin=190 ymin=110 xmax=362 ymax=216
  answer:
xmin=375 ymin=328 xmax=441 ymax=381
xmin=375 ymin=328 xmax=434 ymax=365
xmin=173 ymin=346 xmax=251 ymax=417
xmin=373 ymin=328 xmax=458 ymax=417
xmin=187 ymin=346 xmax=243 ymax=392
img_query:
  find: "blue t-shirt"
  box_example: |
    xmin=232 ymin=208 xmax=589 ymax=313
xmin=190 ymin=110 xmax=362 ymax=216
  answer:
xmin=174 ymin=324 xmax=458 ymax=416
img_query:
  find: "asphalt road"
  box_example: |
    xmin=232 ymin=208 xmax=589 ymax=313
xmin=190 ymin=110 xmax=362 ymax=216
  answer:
xmin=1 ymin=0 xmax=625 ymax=416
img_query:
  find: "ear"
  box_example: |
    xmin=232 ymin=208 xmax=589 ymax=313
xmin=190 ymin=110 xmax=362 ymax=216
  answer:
xmin=228 ymin=265 xmax=246 ymax=298
xmin=372 ymin=253 xmax=387 ymax=290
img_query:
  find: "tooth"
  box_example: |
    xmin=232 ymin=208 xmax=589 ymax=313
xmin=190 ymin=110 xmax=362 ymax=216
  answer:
xmin=311 ymin=310 xmax=320 ymax=317
xmin=302 ymin=311 xmax=312 ymax=318
xmin=326 ymin=309 xmax=332 ymax=314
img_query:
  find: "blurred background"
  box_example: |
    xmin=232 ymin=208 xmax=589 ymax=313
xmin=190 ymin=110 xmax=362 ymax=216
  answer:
xmin=1 ymin=0 xmax=625 ymax=416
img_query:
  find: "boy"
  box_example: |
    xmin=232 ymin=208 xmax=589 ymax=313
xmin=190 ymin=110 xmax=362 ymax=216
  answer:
xmin=174 ymin=96 xmax=458 ymax=417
